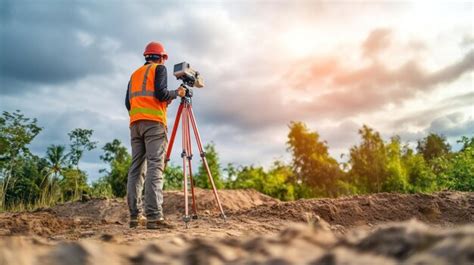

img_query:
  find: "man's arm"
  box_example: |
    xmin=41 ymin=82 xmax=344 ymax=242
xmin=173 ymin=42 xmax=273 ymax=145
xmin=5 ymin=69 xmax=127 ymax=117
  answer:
xmin=125 ymin=81 xmax=131 ymax=111
xmin=154 ymin=65 xmax=179 ymax=101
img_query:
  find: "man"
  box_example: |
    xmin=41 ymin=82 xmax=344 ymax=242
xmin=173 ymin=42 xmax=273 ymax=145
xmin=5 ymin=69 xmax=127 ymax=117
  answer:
xmin=125 ymin=41 xmax=186 ymax=229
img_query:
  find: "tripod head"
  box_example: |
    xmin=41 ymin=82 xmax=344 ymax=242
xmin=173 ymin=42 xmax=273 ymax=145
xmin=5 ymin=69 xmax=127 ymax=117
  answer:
xmin=180 ymin=83 xmax=193 ymax=104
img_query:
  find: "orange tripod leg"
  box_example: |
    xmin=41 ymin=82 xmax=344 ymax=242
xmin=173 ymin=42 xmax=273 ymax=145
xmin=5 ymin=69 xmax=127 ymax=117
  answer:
xmin=167 ymin=91 xmax=227 ymax=226
xmin=165 ymin=102 xmax=184 ymax=169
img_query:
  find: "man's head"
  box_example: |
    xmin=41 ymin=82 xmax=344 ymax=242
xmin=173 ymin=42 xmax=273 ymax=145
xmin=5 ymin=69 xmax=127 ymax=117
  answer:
xmin=143 ymin=42 xmax=168 ymax=65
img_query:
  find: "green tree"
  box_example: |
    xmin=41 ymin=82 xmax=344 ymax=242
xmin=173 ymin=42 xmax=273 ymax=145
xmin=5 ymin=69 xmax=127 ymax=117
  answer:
xmin=44 ymin=145 xmax=69 ymax=179
xmin=416 ymin=133 xmax=451 ymax=162
xmin=0 ymin=110 xmax=42 ymax=209
xmin=401 ymin=146 xmax=437 ymax=192
xmin=37 ymin=144 xmax=69 ymax=205
xmin=459 ymin=136 xmax=474 ymax=151
xmin=225 ymin=162 xmax=295 ymax=200
xmin=382 ymin=137 xmax=409 ymax=192
xmin=228 ymin=165 xmax=266 ymax=191
xmin=264 ymin=161 xmax=295 ymax=201
xmin=100 ymin=139 xmax=129 ymax=164
xmin=223 ymin=163 xmax=238 ymax=186
xmin=3 ymin=156 xmax=46 ymax=208
xmin=348 ymin=125 xmax=388 ymax=193
xmin=100 ymin=139 xmax=131 ymax=197
xmin=195 ymin=143 xmax=224 ymax=189
xmin=287 ymin=121 xmax=342 ymax=197
xmin=59 ymin=168 xmax=89 ymax=201
xmin=90 ymin=177 xmax=113 ymax=198
xmin=437 ymin=136 xmax=474 ymax=191
xmin=163 ymin=163 xmax=183 ymax=190
xmin=68 ymin=128 xmax=97 ymax=168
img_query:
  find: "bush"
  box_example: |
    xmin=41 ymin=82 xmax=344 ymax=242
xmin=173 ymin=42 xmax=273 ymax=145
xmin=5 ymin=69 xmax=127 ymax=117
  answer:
xmin=90 ymin=177 xmax=113 ymax=198
xmin=440 ymin=137 xmax=474 ymax=191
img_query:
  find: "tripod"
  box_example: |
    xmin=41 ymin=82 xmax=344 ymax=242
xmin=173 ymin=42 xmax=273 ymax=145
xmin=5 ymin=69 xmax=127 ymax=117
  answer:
xmin=164 ymin=85 xmax=227 ymax=228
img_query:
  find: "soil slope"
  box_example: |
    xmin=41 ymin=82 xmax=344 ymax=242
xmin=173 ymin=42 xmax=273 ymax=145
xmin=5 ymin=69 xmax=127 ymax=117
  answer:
xmin=0 ymin=189 xmax=472 ymax=265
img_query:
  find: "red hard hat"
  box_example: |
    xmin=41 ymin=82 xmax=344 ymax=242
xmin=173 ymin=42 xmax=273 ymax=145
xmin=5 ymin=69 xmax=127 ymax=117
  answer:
xmin=143 ymin=41 xmax=168 ymax=59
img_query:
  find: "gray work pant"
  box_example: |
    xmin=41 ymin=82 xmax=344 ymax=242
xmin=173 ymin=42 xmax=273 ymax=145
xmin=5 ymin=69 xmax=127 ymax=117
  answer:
xmin=127 ymin=120 xmax=168 ymax=220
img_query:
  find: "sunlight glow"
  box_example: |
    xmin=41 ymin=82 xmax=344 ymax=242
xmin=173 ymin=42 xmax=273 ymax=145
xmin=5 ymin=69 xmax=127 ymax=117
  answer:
xmin=280 ymin=27 xmax=320 ymax=57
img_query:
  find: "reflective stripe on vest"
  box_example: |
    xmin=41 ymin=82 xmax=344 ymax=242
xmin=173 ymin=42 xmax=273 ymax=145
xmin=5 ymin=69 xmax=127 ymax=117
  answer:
xmin=129 ymin=64 xmax=154 ymax=99
xmin=129 ymin=107 xmax=164 ymax=117
xmin=128 ymin=63 xmax=167 ymax=125
xmin=130 ymin=91 xmax=154 ymax=98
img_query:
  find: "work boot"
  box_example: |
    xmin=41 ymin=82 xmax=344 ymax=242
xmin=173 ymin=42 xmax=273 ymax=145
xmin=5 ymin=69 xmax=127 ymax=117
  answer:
xmin=146 ymin=216 xmax=176 ymax=230
xmin=129 ymin=216 xmax=139 ymax=228
xmin=129 ymin=214 xmax=146 ymax=228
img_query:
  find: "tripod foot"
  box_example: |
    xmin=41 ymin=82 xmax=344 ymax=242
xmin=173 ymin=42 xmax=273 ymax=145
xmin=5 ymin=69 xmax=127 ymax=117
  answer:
xmin=220 ymin=213 xmax=227 ymax=222
xmin=183 ymin=215 xmax=191 ymax=229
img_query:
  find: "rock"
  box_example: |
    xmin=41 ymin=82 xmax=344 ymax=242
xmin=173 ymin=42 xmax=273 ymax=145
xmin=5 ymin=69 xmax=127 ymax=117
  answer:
xmin=354 ymin=220 xmax=438 ymax=260
xmin=186 ymin=238 xmax=239 ymax=264
xmin=171 ymin=237 xmax=186 ymax=246
xmin=418 ymin=202 xmax=441 ymax=220
xmin=80 ymin=230 xmax=95 ymax=237
xmin=311 ymin=247 xmax=397 ymax=265
xmin=404 ymin=226 xmax=474 ymax=265
xmin=100 ymin=233 xmax=115 ymax=242
xmin=0 ymin=228 xmax=11 ymax=236
xmin=45 ymin=241 xmax=119 ymax=265
xmin=31 ymin=236 xmax=52 ymax=246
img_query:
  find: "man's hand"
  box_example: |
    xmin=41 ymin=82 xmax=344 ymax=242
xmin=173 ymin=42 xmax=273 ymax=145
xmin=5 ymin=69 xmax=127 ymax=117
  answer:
xmin=177 ymin=86 xmax=186 ymax=97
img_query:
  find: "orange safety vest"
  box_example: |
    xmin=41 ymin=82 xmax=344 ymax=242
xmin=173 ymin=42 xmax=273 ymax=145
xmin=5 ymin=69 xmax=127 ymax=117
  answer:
xmin=128 ymin=63 xmax=168 ymax=126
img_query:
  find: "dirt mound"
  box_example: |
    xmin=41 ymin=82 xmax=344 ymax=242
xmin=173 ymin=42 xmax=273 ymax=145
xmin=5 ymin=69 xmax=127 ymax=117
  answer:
xmin=240 ymin=191 xmax=474 ymax=227
xmin=1 ymin=220 xmax=473 ymax=265
xmin=0 ymin=190 xmax=472 ymax=264
xmin=0 ymin=190 xmax=471 ymax=241
xmin=0 ymin=189 xmax=278 ymax=238
xmin=51 ymin=188 xmax=277 ymax=223
xmin=52 ymin=198 xmax=128 ymax=224
xmin=163 ymin=188 xmax=278 ymax=215
xmin=0 ymin=211 xmax=75 ymax=237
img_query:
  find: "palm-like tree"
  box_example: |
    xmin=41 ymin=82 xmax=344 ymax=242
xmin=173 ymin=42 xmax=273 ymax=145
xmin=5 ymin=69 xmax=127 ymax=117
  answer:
xmin=44 ymin=145 xmax=69 ymax=180
xmin=41 ymin=145 xmax=69 ymax=203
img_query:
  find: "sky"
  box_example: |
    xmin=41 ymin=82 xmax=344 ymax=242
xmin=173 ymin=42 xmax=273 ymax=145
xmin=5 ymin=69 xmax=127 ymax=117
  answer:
xmin=1 ymin=0 xmax=473 ymax=182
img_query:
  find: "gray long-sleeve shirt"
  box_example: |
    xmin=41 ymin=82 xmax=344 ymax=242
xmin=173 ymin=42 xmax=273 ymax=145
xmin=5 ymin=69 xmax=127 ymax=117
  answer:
xmin=125 ymin=63 xmax=178 ymax=111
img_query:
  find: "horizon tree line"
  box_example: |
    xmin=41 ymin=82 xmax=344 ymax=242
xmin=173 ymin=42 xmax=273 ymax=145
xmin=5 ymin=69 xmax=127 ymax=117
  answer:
xmin=0 ymin=110 xmax=472 ymax=210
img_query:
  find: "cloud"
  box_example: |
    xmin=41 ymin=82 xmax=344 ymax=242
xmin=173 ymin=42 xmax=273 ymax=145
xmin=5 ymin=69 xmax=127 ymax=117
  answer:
xmin=393 ymin=112 xmax=474 ymax=153
xmin=426 ymin=50 xmax=474 ymax=85
xmin=1 ymin=1 xmax=473 ymax=181
xmin=286 ymin=48 xmax=474 ymax=119
xmin=1 ymin=1 xmax=257 ymax=180
xmin=0 ymin=3 xmax=115 ymax=92
xmin=460 ymin=34 xmax=474 ymax=47
xmin=335 ymin=50 xmax=474 ymax=89
xmin=183 ymin=26 xmax=474 ymax=158
xmin=392 ymin=91 xmax=474 ymax=129
xmin=362 ymin=28 xmax=392 ymax=58
xmin=0 ymin=1 xmax=252 ymax=96
xmin=427 ymin=113 xmax=474 ymax=138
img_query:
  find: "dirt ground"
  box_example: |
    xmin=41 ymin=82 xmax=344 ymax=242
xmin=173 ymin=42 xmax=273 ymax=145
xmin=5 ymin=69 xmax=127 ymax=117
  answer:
xmin=0 ymin=189 xmax=473 ymax=265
